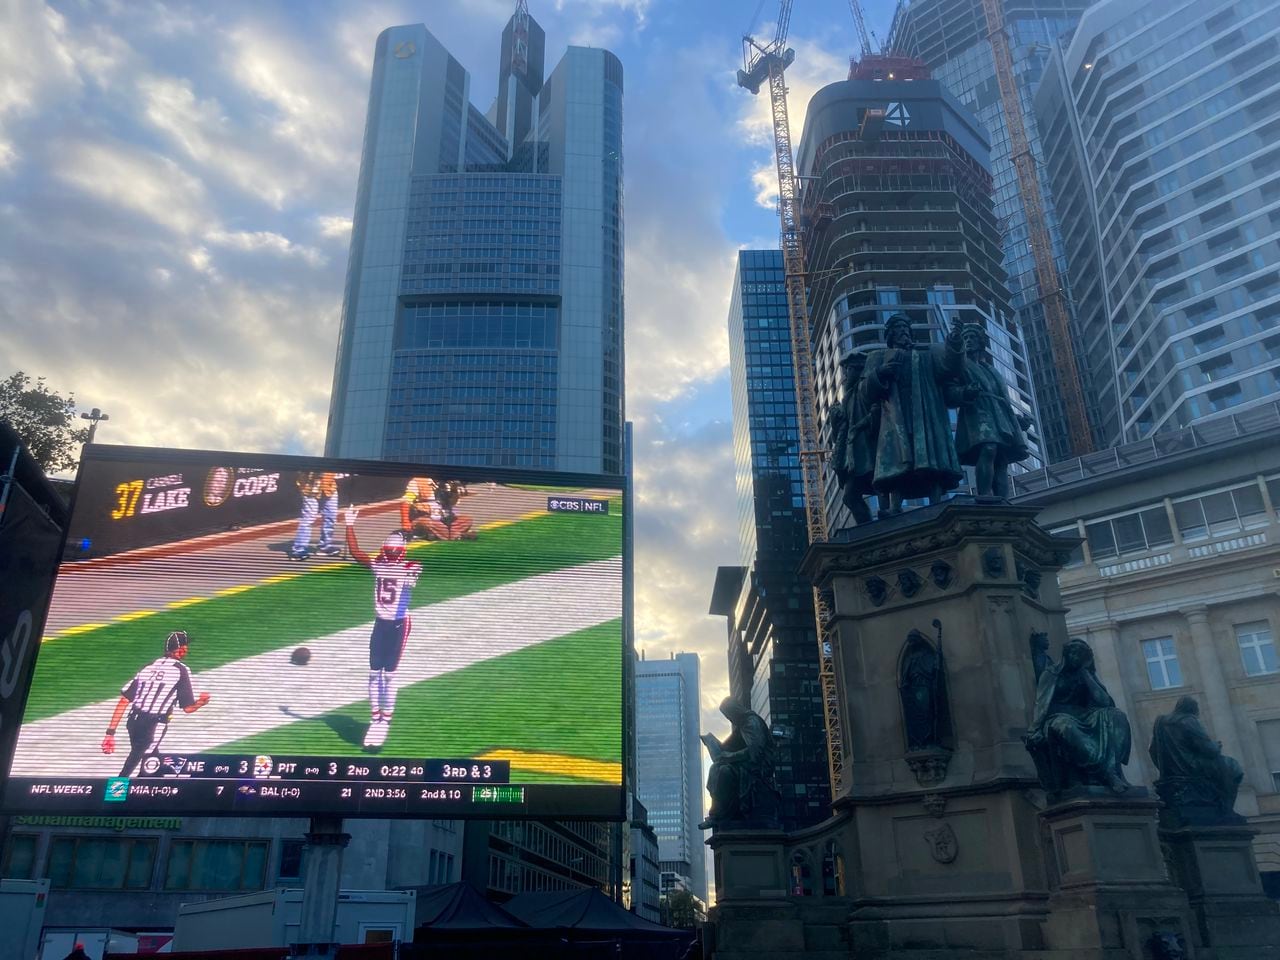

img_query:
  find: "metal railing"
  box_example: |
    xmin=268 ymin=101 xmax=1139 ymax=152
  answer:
xmin=1009 ymin=400 xmax=1280 ymax=497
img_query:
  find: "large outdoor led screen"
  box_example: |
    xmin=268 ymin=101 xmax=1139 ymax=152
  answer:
xmin=2 ymin=446 xmax=625 ymax=819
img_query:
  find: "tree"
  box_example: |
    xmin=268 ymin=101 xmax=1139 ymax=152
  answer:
xmin=0 ymin=372 xmax=90 ymax=474
xmin=660 ymin=890 xmax=704 ymax=929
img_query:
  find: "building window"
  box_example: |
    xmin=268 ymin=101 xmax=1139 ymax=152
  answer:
xmin=277 ymin=839 xmax=305 ymax=883
xmin=46 ymin=836 xmax=156 ymax=890
xmin=2 ymin=834 xmax=38 ymax=879
xmin=1236 ymin=621 xmax=1278 ymax=677
xmin=1142 ymin=637 xmax=1183 ymax=690
xmin=1259 ymin=719 xmax=1280 ymax=793
xmin=164 ymin=839 xmax=268 ymax=892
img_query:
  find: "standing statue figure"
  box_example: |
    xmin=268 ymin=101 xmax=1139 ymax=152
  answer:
xmin=862 ymin=314 xmax=965 ymax=514
xmin=1149 ymin=695 xmax=1245 ymax=825
xmin=699 ymin=698 xmax=780 ymax=830
xmin=1024 ymin=638 xmax=1133 ymax=796
xmin=830 ymin=352 xmax=879 ymax=525
xmin=899 ymin=626 xmax=949 ymax=751
xmin=948 ymin=323 xmax=1033 ymax=498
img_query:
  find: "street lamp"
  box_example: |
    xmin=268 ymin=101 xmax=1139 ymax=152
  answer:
xmin=80 ymin=408 xmax=110 ymax=444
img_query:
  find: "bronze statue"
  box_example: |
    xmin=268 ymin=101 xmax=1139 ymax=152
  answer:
xmin=899 ymin=622 xmax=949 ymax=751
xmin=1149 ymin=695 xmax=1245 ymax=825
xmin=699 ymin=697 xmax=780 ymax=830
xmin=830 ymin=352 xmax=879 ymax=525
xmin=1024 ymin=638 xmax=1133 ymax=796
xmin=948 ymin=323 xmax=1033 ymax=498
xmin=862 ymin=314 xmax=965 ymax=514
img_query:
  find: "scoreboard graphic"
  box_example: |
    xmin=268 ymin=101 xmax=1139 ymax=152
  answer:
xmin=2 ymin=446 xmax=625 ymax=820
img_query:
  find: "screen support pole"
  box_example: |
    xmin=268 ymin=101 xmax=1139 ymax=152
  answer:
xmin=294 ymin=815 xmax=351 ymax=956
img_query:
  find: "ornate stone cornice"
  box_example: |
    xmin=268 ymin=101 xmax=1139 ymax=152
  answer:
xmin=802 ymin=498 xmax=1078 ymax=583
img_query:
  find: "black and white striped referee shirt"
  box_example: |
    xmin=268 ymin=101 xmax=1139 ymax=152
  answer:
xmin=121 ymin=657 xmax=197 ymax=718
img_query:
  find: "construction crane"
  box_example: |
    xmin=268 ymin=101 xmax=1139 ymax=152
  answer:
xmin=848 ymin=0 xmax=876 ymax=57
xmin=737 ymin=0 xmax=845 ymax=800
xmin=980 ymin=0 xmax=1094 ymax=456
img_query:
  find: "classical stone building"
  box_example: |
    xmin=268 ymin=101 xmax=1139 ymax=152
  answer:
xmin=1014 ymin=402 xmax=1280 ymax=896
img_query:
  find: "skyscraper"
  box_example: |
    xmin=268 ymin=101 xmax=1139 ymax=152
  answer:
xmin=795 ymin=58 xmax=1041 ymax=529
xmin=325 ymin=12 xmax=624 ymax=475
xmin=714 ymin=249 xmax=832 ymax=832
xmin=1035 ymin=0 xmax=1280 ymax=446
xmin=887 ymin=0 xmax=1091 ymax=463
xmin=635 ymin=653 xmax=707 ymax=902
xmin=326 ymin=7 xmax=625 ymax=901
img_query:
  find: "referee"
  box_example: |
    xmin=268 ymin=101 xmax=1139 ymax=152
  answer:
xmin=101 ymin=631 xmax=211 ymax=776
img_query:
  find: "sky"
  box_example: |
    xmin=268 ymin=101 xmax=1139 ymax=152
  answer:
xmin=0 ymin=0 xmax=899 ymax=750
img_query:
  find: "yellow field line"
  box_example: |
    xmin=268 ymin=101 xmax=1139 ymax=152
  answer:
xmin=43 ymin=505 xmax=557 ymax=642
xmin=114 ymin=610 xmax=156 ymax=622
xmin=478 ymin=749 xmax=622 ymax=785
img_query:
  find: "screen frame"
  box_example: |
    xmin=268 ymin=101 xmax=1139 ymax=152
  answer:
xmin=2 ymin=442 xmax=629 ymax=822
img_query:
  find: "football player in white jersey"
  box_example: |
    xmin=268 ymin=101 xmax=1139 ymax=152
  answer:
xmin=344 ymin=507 xmax=422 ymax=749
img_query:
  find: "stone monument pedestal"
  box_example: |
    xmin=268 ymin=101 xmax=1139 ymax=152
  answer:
xmin=707 ymin=830 xmax=825 ymax=960
xmin=1161 ymin=823 xmax=1280 ymax=958
xmin=1041 ymin=795 xmax=1197 ymax=957
xmin=704 ymin=500 xmax=1273 ymax=959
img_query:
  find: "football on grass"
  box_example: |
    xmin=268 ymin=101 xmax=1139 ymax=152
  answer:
xmin=291 ymin=646 xmax=312 ymax=666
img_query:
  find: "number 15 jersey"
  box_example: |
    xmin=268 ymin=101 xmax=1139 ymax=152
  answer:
xmin=372 ymin=558 xmax=421 ymax=620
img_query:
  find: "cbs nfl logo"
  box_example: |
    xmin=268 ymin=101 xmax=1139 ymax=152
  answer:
xmin=142 ymin=757 xmax=163 ymax=775
xmin=253 ymin=755 xmax=273 ymax=778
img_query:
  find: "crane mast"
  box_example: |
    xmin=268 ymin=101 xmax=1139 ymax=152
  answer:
xmin=738 ymin=2 xmax=845 ymax=800
xmin=980 ymin=0 xmax=1094 ymax=455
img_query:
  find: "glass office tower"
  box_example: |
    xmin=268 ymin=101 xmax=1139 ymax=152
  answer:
xmin=1035 ymin=0 xmax=1280 ymax=445
xmin=635 ymin=653 xmax=707 ymax=902
xmin=326 ymin=14 xmax=623 ymax=475
xmin=888 ymin=0 xmax=1091 ymax=463
xmin=720 ymin=249 xmax=832 ymax=831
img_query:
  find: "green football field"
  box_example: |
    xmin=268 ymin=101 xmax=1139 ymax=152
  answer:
xmin=19 ymin=502 xmax=624 ymax=785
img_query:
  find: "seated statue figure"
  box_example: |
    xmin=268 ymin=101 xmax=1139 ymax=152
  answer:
xmin=1149 ymin=695 xmax=1245 ymax=825
xmin=1024 ymin=638 xmax=1133 ymax=796
xmin=699 ymin=698 xmax=780 ymax=830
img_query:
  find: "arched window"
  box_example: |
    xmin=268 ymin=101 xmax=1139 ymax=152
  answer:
xmin=790 ymin=851 xmax=814 ymax=896
xmin=822 ymin=840 xmax=845 ymax=896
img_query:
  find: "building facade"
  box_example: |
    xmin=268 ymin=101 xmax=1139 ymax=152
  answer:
xmin=717 ymin=249 xmax=833 ymax=832
xmin=1015 ymin=401 xmax=1280 ymax=896
xmin=1034 ymin=0 xmax=1280 ymax=449
xmin=629 ymin=797 xmax=662 ymax=922
xmin=794 ymin=60 xmax=1042 ymax=532
xmin=887 ymin=0 xmax=1091 ymax=463
xmin=0 ymin=815 xmax=462 ymax=936
xmin=325 ymin=13 xmax=624 ymax=475
xmin=635 ymin=653 xmax=707 ymax=902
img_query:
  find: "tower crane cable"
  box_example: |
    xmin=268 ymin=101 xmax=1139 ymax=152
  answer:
xmin=737 ymin=0 xmax=846 ymax=801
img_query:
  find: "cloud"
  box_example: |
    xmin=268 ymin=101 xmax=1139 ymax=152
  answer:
xmin=0 ymin=2 xmax=80 ymax=169
xmin=222 ymin=23 xmax=364 ymax=180
xmin=53 ymin=139 xmax=210 ymax=236
xmin=139 ymin=74 xmax=295 ymax=209
xmin=630 ymin=411 xmax=738 ymax=741
xmin=205 ymin=228 xmax=326 ymax=266
xmin=555 ymin=0 xmax=651 ymax=29
xmin=316 ymin=214 xmax=353 ymax=239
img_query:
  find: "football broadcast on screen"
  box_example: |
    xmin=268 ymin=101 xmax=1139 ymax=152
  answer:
xmin=2 ymin=447 xmax=624 ymax=819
